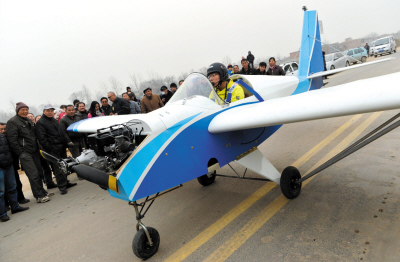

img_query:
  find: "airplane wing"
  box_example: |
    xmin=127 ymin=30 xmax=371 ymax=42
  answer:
xmin=208 ymin=72 xmax=400 ymax=133
xmin=307 ymin=58 xmax=394 ymax=79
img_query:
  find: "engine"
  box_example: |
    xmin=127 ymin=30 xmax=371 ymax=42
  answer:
xmin=74 ymin=125 xmax=137 ymax=173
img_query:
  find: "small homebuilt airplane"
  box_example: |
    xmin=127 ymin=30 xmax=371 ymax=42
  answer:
xmin=41 ymin=9 xmax=400 ymax=260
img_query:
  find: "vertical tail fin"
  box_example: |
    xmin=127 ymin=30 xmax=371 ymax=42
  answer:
xmin=295 ymin=10 xmax=324 ymax=93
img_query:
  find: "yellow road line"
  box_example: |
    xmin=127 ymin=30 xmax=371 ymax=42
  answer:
xmin=203 ymin=112 xmax=382 ymax=262
xmin=164 ymin=114 xmax=362 ymax=262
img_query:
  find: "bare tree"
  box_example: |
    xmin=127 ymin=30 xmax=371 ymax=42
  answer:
xmin=9 ymin=98 xmax=16 ymax=112
xmin=221 ymin=55 xmax=232 ymax=66
xmin=109 ymin=76 xmax=123 ymax=96
xmin=130 ymin=72 xmax=143 ymax=94
xmin=81 ymin=85 xmax=92 ymax=104
xmin=68 ymin=91 xmax=85 ymax=103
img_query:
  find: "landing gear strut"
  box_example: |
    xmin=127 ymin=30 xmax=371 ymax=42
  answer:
xmin=129 ymin=184 xmax=182 ymax=259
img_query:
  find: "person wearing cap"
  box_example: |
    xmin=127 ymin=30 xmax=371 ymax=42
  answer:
xmin=160 ymin=86 xmax=173 ymax=105
xmin=239 ymin=59 xmax=257 ymax=75
xmin=6 ymin=102 xmax=52 ymax=203
xmin=36 ymin=104 xmax=77 ymax=195
xmin=207 ymin=62 xmax=244 ymax=103
xmin=170 ymin=83 xmax=178 ymax=94
xmin=108 ymin=92 xmax=131 ymax=115
xmin=140 ymin=88 xmax=164 ymax=114
xmin=247 ymin=51 xmax=255 ymax=68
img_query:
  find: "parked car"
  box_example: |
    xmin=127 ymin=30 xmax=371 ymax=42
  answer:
xmin=280 ymin=61 xmax=299 ymax=76
xmin=325 ymin=52 xmax=350 ymax=70
xmin=346 ymin=47 xmax=368 ymax=64
xmin=370 ymin=36 xmax=397 ymax=57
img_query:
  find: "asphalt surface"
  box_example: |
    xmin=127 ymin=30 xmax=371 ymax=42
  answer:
xmin=1 ymin=51 xmax=400 ymax=262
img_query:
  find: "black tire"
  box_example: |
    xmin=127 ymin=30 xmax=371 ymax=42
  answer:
xmin=132 ymin=227 xmax=160 ymax=260
xmin=394 ymin=48 xmax=397 ymax=53
xmin=197 ymin=172 xmax=216 ymax=186
xmin=280 ymin=166 xmax=302 ymax=199
xmin=330 ymin=65 xmax=335 ymax=70
xmin=361 ymin=56 xmax=366 ymax=63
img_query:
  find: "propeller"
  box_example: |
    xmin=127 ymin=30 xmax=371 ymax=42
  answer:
xmin=40 ymin=150 xmax=61 ymax=164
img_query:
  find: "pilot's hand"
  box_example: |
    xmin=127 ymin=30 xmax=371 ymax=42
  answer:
xmin=162 ymin=98 xmax=165 ymax=102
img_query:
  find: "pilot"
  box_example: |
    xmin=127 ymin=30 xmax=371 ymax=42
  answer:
xmin=207 ymin=62 xmax=245 ymax=103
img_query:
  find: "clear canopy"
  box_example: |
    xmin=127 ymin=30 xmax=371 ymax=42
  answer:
xmin=168 ymin=73 xmax=224 ymax=105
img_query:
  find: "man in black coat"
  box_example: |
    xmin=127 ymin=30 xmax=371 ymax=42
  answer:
xmin=108 ymin=92 xmax=131 ymax=115
xmin=0 ymin=132 xmax=29 ymax=222
xmin=247 ymin=51 xmax=255 ymax=68
xmin=100 ymin=97 xmax=112 ymax=116
xmin=6 ymin=102 xmax=51 ymax=203
xmin=160 ymin=86 xmax=173 ymax=105
xmin=36 ymin=104 xmax=77 ymax=195
xmin=239 ymin=59 xmax=258 ymax=75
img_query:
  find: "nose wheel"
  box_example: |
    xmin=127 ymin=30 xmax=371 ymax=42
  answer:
xmin=280 ymin=166 xmax=302 ymax=199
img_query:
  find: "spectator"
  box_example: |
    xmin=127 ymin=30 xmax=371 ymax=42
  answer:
xmin=257 ymin=62 xmax=268 ymax=75
xmin=35 ymin=115 xmax=41 ymax=123
xmin=58 ymin=105 xmax=67 ymax=122
xmin=88 ymin=101 xmax=104 ymax=118
xmin=247 ymin=51 xmax=255 ymax=68
xmin=179 ymin=80 xmax=184 ymax=86
xmin=108 ymin=92 xmax=131 ymax=115
xmin=0 ymin=131 xmax=29 ymax=222
xmin=36 ymin=104 xmax=77 ymax=195
xmin=233 ymin=65 xmax=240 ymax=74
xmin=128 ymin=92 xmax=138 ymax=102
xmin=365 ymin=43 xmax=370 ymax=57
xmin=60 ymin=105 xmax=87 ymax=158
xmin=122 ymin=93 xmax=141 ymax=114
xmin=73 ymin=99 xmax=80 ymax=112
xmin=239 ymin=59 xmax=257 ymax=75
xmin=322 ymin=51 xmax=327 ymax=79
xmin=170 ymin=83 xmax=178 ymax=94
xmin=100 ymin=97 xmax=112 ymax=116
xmin=266 ymin=57 xmax=285 ymax=76
xmin=0 ymin=123 xmax=29 ymax=205
xmin=227 ymin=64 xmax=234 ymax=76
xmin=6 ymin=102 xmax=51 ymax=203
xmin=160 ymin=86 xmax=173 ymax=105
xmin=76 ymin=102 xmax=88 ymax=119
xmin=140 ymin=88 xmax=164 ymax=114
xmin=126 ymin=87 xmax=131 ymax=92
xmin=27 ymin=113 xmax=35 ymax=124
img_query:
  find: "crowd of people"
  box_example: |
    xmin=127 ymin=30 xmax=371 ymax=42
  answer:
xmin=0 ymin=52 xmax=285 ymax=222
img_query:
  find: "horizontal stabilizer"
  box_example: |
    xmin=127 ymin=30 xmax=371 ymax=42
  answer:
xmin=209 ymin=72 xmax=400 ymax=133
xmin=308 ymin=58 xmax=394 ymax=79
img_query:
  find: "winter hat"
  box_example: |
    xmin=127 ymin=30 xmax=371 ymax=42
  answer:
xmin=16 ymin=102 xmax=29 ymax=113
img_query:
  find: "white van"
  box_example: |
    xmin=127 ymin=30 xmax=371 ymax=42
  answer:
xmin=370 ymin=36 xmax=396 ymax=57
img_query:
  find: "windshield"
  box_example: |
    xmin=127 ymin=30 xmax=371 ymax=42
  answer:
xmin=375 ymin=38 xmax=389 ymax=46
xmin=325 ymin=54 xmax=334 ymax=62
xmin=168 ymin=73 xmax=224 ymax=105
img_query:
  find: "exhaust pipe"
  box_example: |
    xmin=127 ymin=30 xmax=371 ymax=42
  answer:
xmin=71 ymin=164 xmax=119 ymax=193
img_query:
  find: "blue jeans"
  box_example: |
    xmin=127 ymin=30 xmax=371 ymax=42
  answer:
xmin=0 ymin=165 xmax=19 ymax=217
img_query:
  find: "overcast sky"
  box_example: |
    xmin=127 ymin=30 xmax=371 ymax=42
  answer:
xmin=1 ymin=0 xmax=400 ymax=110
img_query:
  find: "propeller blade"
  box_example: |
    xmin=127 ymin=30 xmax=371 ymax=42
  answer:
xmin=71 ymin=164 xmax=119 ymax=193
xmin=40 ymin=150 xmax=60 ymax=164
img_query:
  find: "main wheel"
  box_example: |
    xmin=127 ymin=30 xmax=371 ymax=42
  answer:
xmin=197 ymin=171 xmax=216 ymax=186
xmin=330 ymin=65 xmax=335 ymax=70
xmin=361 ymin=56 xmax=366 ymax=63
xmin=132 ymin=227 xmax=160 ymax=260
xmin=280 ymin=166 xmax=302 ymax=199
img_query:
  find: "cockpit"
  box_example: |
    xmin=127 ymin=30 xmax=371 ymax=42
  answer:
xmin=168 ymin=73 xmax=225 ymax=106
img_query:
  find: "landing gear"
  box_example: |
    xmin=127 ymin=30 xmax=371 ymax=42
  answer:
xmin=280 ymin=166 xmax=302 ymax=199
xmin=197 ymin=171 xmax=216 ymax=186
xmin=129 ymin=185 xmax=182 ymax=259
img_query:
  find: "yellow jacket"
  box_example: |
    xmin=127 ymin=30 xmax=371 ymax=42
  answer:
xmin=211 ymin=80 xmax=245 ymax=103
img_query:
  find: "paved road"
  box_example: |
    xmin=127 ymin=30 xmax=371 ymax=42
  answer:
xmin=1 ymin=51 xmax=400 ymax=262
